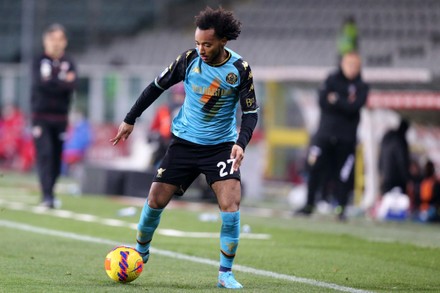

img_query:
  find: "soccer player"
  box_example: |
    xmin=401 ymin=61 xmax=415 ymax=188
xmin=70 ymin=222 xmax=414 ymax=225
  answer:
xmin=31 ymin=23 xmax=77 ymax=208
xmin=110 ymin=7 xmax=258 ymax=289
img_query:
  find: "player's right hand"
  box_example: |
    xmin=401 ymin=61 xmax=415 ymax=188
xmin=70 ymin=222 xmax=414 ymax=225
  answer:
xmin=110 ymin=122 xmax=134 ymax=145
xmin=230 ymin=144 xmax=244 ymax=171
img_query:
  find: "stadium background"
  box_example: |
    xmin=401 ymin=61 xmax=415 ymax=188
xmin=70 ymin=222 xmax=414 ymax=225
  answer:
xmin=1 ymin=0 xmax=440 ymax=212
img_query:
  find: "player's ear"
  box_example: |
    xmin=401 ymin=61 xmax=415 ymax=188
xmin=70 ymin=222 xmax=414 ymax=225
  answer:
xmin=221 ymin=37 xmax=227 ymax=47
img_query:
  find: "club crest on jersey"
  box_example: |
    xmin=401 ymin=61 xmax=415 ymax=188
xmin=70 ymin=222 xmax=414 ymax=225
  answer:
xmin=226 ymin=72 xmax=238 ymax=85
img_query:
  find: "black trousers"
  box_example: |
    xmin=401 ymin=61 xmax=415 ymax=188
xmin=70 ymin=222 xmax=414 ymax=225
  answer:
xmin=306 ymin=136 xmax=356 ymax=208
xmin=32 ymin=119 xmax=67 ymax=201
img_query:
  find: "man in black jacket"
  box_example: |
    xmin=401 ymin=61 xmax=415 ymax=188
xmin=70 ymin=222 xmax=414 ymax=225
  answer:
xmin=297 ymin=52 xmax=369 ymax=220
xmin=378 ymin=119 xmax=410 ymax=195
xmin=31 ymin=23 xmax=77 ymax=208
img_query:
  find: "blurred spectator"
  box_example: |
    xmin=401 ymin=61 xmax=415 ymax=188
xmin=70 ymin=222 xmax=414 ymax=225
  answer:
xmin=378 ymin=119 xmax=410 ymax=196
xmin=337 ymin=16 xmax=359 ymax=59
xmin=62 ymin=109 xmax=92 ymax=177
xmin=413 ymin=160 xmax=440 ymax=222
xmin=31 ymin=23 xmax=77 ymax=209
xmin=148 ymin=83 xmax=184 ymax=168
xmin=407 ymin=158 xmax=423 ymax=216
xmin=0 ymin=103 xmax=26 ymax=169
xmin=376 ymin=186 xmax=410 ymax=221
xmin=296 ymin=52 xmax=369 ymax=220
xmin=18 ymin=130 xmax=36 ymax=172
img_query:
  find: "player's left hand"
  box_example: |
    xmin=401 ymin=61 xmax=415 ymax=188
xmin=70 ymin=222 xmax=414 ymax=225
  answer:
xmin=110 ymin=122 xmax=134 ymax=145
xmin=230 ymin=144 xmax=244 ymax=171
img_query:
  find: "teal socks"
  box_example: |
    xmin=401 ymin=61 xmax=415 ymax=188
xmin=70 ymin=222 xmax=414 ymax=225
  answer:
xmin=135 ymin=202 xmax=163 ymax=254
xmin=219 ymin=210 xmax=240 ymax=271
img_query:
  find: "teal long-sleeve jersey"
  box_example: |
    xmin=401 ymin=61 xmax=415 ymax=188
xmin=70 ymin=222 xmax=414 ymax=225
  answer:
xmin=124 ymin=47 xmax=258 ymax=146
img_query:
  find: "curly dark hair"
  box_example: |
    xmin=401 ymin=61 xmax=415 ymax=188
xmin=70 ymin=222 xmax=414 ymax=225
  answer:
xmin=195 ymin=7 xmax=241 ymax=40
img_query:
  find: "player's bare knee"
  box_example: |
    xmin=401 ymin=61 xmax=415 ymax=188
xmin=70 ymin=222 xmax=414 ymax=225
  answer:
xmin=147 ymin=196 xmax=160 ymax=209
xmin=147 ymin=183 xmax=177 ymax=208
xmin=147 ymin=192 xmax=172 ymax=209
xmin=218 ymin=197 xmax=241 ymax=212
xmin=220 ymin=205 xmax=240 ymax=213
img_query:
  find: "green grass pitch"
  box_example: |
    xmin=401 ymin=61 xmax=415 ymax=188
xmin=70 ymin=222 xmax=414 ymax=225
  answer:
xmin=0 ymin=171 xmax=439 ymax=292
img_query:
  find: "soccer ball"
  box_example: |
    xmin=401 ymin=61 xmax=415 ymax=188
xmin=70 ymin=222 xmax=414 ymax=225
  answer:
xmin=104 ymin=246 xmax=144 ymax=283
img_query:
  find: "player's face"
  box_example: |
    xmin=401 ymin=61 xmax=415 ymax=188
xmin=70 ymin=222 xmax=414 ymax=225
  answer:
xmin=341 ymin=53 xmax=361 ymax=80
xmin=195 ymin=28 xmax=227 ymax=65
xmin=43 ymin=29 xmax=67 ymax=59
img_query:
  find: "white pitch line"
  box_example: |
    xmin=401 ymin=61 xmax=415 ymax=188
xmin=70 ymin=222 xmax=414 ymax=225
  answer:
xmin=0 ymin=200 xmax=271 ymax=240
xmin=0 ymin=219 xmax=372 ymax=293
xmin=159 ymin=228 xmax=271 ymax=239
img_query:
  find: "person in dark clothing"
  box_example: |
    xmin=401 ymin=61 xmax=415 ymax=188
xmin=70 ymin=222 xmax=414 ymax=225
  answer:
xmin=410 ymin=160 xmax=440 ymax=222
xmin=297 ymin=52 xmax=369 ymax=220
xmin=31 ymin=23 xmax=77 ymax=208
xmin=407 ymin=158 xmax=423 ymax=216
xmin=378 ymin=119 xmax=410 ymax=196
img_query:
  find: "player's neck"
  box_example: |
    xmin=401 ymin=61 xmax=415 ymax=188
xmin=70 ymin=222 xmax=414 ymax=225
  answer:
xmin=220 ymin=49 xmax=228 ymax=62
xmin=210 ymin=49 xmax=229 ymax=66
